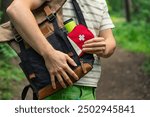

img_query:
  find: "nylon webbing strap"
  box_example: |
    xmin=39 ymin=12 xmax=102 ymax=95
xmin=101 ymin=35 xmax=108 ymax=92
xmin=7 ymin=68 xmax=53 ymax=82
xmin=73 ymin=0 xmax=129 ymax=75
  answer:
xmin=21 ymin=85 xmax=38 ymax=100
xmin=21 ymin=85 xmax=31 ymax=100
xmin=71 ymin=0 xmax=87 ymax=27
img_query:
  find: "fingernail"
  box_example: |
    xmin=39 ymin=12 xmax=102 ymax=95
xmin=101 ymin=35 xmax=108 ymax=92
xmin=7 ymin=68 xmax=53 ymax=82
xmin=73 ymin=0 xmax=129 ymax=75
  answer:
xmin=70 ymin=83 xmax=73 ymax=86
xmin=74 ymin=63 xmax=77 ymax=66
xmin=76 ymin=76 xmax=79 ymax=80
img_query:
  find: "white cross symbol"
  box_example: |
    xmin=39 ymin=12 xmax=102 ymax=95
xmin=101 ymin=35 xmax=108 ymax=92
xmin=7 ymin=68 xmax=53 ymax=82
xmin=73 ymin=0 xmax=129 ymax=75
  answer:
xmin=79 ymin=34 xmax=85 ymax=41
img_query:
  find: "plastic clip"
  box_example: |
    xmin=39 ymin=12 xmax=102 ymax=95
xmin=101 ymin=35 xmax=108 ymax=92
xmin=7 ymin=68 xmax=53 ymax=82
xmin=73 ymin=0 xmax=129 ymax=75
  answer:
xmin=46 ymin=13 xmax=56 ymax=22
xmin=14 ymin=34 xmax=22 ymax=42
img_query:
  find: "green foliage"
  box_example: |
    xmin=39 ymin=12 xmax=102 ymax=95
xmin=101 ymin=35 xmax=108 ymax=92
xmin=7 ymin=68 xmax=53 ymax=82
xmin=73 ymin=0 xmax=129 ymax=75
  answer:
xmin=107 ymin=0 xmax=123 ymax=13
xmin=106 ymin=0 xmax=112 ymax=12
xmin=113 ymin=20 xmax=150 ymax=55
xmin=132 ymin=0 xmax=150 ymax=22
xmin=0 ymin=0 xmax=2 ymax=22
xmin=0 ymin=78 xmax=13 ymax=100
xmin=0 ymin=44 xmax=17 ymax=59
xmin=108 ymin=0 xmax=150 ymax=23
xmin=112 ymin=15 xmax=150 ymax=76
xmin=0 ymin=58 xmax=24 ymax=99
xmin=0 ymin=59 xmax=24 ymax=81
xmin=0 ymin=11 xmax=2 ymax=22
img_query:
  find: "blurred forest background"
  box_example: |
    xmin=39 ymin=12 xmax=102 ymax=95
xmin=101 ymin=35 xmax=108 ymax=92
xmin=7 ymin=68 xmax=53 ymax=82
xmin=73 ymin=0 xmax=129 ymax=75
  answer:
xmin=0 ymin=0 xmax=150 ymax=99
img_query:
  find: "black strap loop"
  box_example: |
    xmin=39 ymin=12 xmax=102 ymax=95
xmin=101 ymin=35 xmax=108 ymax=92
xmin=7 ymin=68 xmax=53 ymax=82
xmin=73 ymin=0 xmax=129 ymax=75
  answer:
xmin=21 ymin=85 xmax=31 ymax=100
xmin=21 ymin=85 xmax=38 ymax=100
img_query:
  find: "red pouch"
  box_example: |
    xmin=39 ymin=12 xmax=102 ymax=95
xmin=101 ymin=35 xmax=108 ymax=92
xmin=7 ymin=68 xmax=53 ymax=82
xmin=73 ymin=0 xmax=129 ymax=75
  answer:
xmin=68 ymin=24 xmax=94 ymax=56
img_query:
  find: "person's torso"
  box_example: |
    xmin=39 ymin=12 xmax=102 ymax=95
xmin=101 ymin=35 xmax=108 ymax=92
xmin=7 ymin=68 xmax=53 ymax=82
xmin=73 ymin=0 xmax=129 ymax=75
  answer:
xmin=62 ymin=0 xmax=105 ymax=87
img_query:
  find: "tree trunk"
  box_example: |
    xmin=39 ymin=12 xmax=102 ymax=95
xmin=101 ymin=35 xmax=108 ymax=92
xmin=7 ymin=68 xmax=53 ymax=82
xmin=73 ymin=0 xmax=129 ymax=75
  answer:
xmin=0 ymin=0 xmax=2 ymax=10
xmin=124 ymin=0 xmax=132 ymax=22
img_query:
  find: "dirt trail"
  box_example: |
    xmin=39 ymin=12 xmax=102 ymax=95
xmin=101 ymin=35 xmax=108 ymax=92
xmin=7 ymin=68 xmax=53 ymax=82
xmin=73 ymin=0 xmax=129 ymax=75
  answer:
xmin=96 ymin=47 xmax=150 ymax=100
xmin=12 ymin=47 xmax=150 ymax=100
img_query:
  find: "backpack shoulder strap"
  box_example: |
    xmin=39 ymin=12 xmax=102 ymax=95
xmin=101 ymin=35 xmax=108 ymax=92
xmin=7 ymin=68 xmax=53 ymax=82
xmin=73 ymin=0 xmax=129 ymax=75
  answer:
xmin=71 ymin=0 xmax=87 ymax=27
xmin=33 ymin=0 xmax=66 ymax=25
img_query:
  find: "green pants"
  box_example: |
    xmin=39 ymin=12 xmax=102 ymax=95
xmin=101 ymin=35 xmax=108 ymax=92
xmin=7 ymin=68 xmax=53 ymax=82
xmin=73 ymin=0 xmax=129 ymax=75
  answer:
xmin=45 ymin=85 xmax=96 ymax=100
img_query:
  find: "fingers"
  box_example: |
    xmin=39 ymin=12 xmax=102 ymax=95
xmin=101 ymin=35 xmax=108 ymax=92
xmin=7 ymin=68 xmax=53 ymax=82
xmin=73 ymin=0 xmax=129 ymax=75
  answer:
xmin=66 ymin=55 xmax=77 ymax=67
xmin=56 ymin=73 xmax=67 ymax=88
xmin=82 ymin=41 xmax=106 ymax=48
xmin=49 ymin=64 xmax=79 ymax=89
xmin=82 ymin=47 xmax=105 ymax=53
xmin=84 ymin=37 xmax=105 ymax=44
xmin=83 ymin=37 xmax=106 ymax=49
xmin=82 ymin=37 xmax=106 ymax=54
xmin=64 ymin=65 xmax=79 ymax=80
xmin=47 ymin=52 xmax=79 ymax=89
xmin=50 ymin=70 xmax=69 ymax=89
xmin=50 ymin=73 xmax=56 ymax=89
xmin=61 ymin=70 xmax=73 ymax=86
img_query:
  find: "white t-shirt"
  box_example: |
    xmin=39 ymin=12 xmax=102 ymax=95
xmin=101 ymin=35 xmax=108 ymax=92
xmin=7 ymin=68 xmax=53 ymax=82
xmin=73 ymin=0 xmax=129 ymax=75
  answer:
xmin=63 ymin=0 xmax=115 ymax=87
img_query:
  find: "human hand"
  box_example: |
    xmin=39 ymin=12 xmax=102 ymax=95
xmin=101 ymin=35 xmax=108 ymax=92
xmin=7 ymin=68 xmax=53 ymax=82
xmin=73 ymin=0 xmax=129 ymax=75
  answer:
xmin=43 ymin=50 xmax=79 ymax=89
xmin=82 ymin=37 xmax=106 ymax=57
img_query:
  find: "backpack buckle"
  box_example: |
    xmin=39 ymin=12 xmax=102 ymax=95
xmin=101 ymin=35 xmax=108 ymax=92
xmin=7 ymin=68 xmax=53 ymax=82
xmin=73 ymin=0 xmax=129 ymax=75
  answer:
xmin=46 ymin=13 xmax=56 ymax=22
xmin=14 ymin=34 xmax=22 ymax=42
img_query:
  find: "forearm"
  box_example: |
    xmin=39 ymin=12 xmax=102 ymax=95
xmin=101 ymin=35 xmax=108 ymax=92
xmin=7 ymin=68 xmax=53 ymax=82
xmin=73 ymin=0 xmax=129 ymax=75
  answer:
xmin=6 ymin=1 xmax=54 ymax=56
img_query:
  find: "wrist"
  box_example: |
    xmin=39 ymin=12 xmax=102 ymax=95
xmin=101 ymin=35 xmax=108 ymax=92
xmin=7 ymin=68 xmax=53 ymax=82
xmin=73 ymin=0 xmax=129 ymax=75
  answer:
xmin=102 ymin=40 xmax=116 ymax=58
xmin=40 ymin=44 xmax=56 ymax=58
